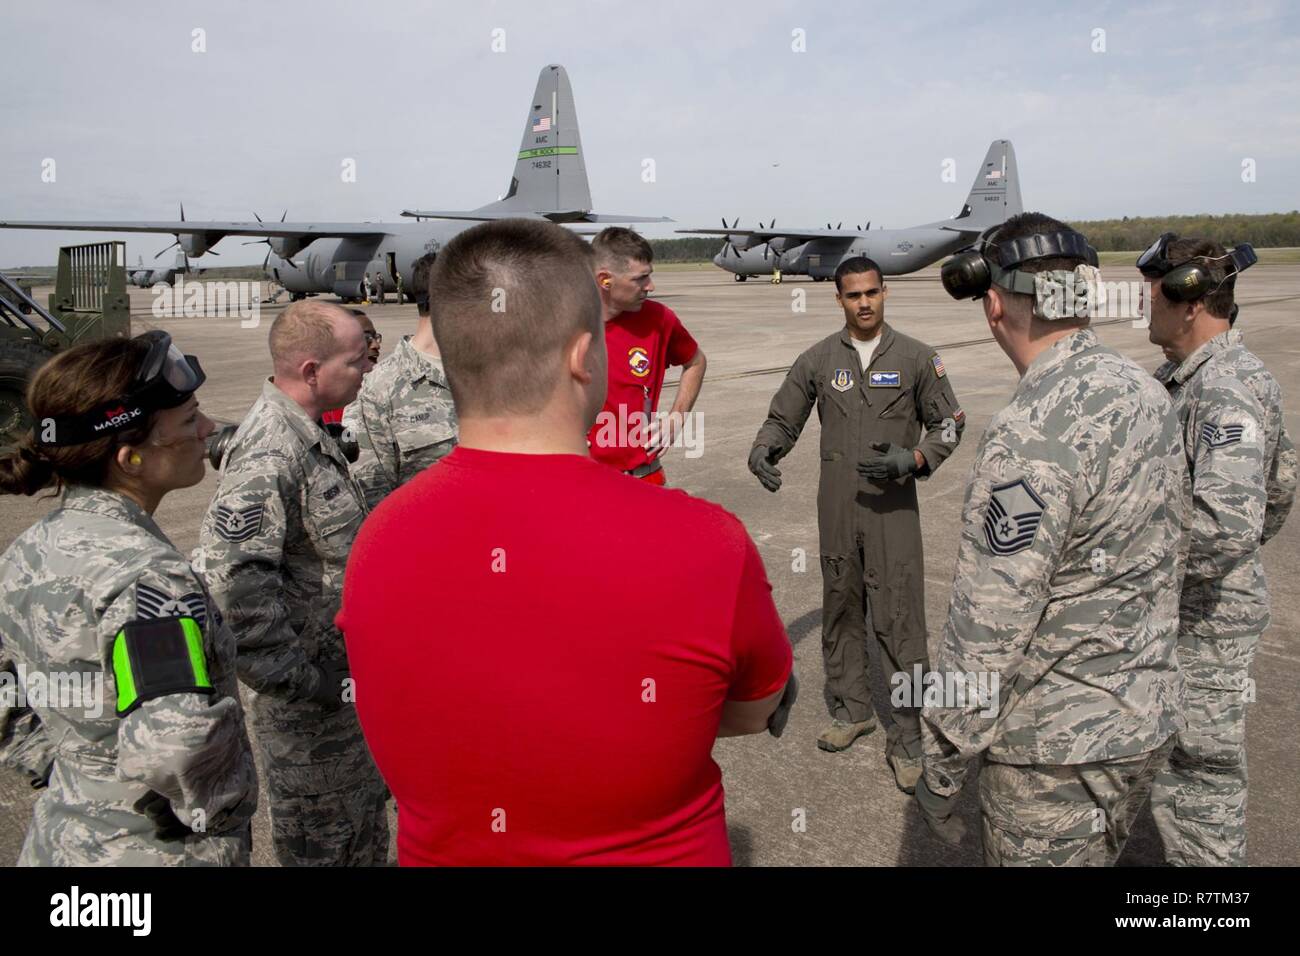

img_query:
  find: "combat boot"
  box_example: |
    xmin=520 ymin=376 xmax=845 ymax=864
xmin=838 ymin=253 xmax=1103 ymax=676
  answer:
xmin=888 ymin=752 xmax=923 ymax=794
xmin=817 ymin=716 xmax=878 ymax=752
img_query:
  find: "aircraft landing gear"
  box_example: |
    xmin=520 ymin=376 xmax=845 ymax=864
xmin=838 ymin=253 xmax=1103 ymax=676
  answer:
xmin=734 ymin=274 xmax=747 ymax=282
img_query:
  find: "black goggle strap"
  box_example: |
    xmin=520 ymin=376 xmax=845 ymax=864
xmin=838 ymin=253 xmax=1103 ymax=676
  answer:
xmin=987 ymin=262 xmax=1040 ymax=296
xmin=979 ymin=229 xmax=1098 ymax=270
xmin=35 ymin=399 xmax=151 ymax=447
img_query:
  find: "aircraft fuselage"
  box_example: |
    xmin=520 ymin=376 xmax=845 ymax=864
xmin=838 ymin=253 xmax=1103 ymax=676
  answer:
xmin=787 ymin=227 xmax=971 ymax=278
xmin=267 ymin=222 xmax=469 ymax=299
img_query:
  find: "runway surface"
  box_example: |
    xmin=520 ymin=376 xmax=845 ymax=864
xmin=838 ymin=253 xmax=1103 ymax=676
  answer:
xmin=3 ymin=263 xmax=1297 ymax=865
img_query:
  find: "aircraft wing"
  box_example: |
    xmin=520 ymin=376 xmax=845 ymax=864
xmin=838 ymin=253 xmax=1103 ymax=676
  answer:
xmin=676 ymin=225 xmax=866 ymax=242
xmin=0 ymin=219 xmax=389 ymax=240
xmin=401 ymin=209 xmax=671 ymax=224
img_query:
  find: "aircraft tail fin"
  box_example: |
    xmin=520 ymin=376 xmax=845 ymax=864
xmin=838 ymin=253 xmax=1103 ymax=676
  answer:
xmin=479 ymin=64 xmax=593 ymax=218
xmin=950 ymin=140 xmax=1021 ymax=231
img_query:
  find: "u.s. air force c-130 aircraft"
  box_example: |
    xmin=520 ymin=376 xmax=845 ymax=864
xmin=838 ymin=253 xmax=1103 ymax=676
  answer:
xmin=683 ymin=140 xmax=1022 ymax=280
xmin=0 ymin=65 xmax=667 ymax=300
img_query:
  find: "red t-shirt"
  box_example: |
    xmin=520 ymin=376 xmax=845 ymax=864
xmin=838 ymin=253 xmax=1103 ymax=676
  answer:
xmin=587 ymin=299 xmax=699 ymax=472
xmin=338 ymin=446 xmax=790 ymax=866
xmin=320 ymin=407 xmax=345 ymax=426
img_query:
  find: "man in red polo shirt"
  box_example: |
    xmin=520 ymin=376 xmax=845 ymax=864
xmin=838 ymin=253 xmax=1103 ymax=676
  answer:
xmin=338 ymin=219 xmax=794 ymax=867
xmin=587 ymin=228 xmax=707 ymax=485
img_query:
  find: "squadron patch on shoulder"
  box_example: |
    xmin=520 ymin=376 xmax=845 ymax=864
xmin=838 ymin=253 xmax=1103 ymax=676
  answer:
xmin=831 ymin=369 xmax=854 ymax=392
xmin=932 ymin=355 xmax=946 ymax=378
xmin=868 ymin=371 xmax=901 ymax=388
xmin=136 ymin=582 xmax=208 ymax=630
xmin=1199 ymin=421 xmax=1246 ymax=450
xmin=214 ymin=503 xmax=264 ymax=543
xmin=983 ymin=478 xmax=1046 ymax=556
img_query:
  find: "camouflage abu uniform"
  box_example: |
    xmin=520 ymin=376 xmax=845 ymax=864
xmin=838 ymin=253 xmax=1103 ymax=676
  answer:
xmin=1 ymin=650 xmax=54 ymax=789
xmin=0 ymin=486 xmax=257 ymax=865
xmin=342 ymin=336 xmax=457 ymax=509
xmin=195 ymin=380 xmax=389 ymax=866
xmin=1150 ymin=328 xmax=1297 ymax=866
xmin=752 ymin=324 xmax=964 ymax=756
xmin=920 ymin=329 xmax=1187 ymax=866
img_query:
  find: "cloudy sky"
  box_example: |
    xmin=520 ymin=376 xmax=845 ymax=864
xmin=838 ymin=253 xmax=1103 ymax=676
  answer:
xmin=1 ymin=0 xmax=1297 ymax=266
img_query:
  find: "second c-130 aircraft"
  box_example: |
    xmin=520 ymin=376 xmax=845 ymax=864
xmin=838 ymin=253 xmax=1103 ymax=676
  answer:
xmin=0 ymin=65 xmax=666 ymax=300
xmin=684 ymin=140 xmax=1022 ymax=280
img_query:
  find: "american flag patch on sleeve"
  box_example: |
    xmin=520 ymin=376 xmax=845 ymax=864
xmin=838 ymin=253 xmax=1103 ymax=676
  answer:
xmin=932 ymin=355 xmax=946 ymax=378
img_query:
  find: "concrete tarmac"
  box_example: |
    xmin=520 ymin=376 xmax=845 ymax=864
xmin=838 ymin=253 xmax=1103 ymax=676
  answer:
xmin=2 ymin=263 xmax=1297 ymax=866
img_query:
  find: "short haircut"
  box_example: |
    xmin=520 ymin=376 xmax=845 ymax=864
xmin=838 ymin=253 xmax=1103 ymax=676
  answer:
xmin=269 ymin=300 xmax=352 ymax=369
xmin=1164 ymin=236 xmax=1235 ymax=320
xmin=592 ymin=227 xmax=653 ymax=272
xmin=430 ymin=219 xmax=601 ymax=416
xmin=411 ymin=252 xmax=437 ymax=315
xmin=985 ymin=212 xmax=1091 ymax=327
xmin=834 ymin=256 xmax=884 ymax=291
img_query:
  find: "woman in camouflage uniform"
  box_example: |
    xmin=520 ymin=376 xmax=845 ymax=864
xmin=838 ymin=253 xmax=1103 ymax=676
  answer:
xmin=0 ymin=333 xmax=257 ymax=865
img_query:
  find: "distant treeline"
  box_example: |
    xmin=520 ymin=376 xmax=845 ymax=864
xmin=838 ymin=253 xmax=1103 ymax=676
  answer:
xmin=650 ymin=211 xmax=1300 ymax=262
xmin=1065 ymin=212 xmax=1300 ymax=251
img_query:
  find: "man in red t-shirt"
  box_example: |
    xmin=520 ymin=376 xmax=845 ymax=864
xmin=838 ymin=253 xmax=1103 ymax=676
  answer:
xmin=586 ymin=228 xmax=707 ymax=486
xmin=338 ymin=219 xmax=794 ymax=866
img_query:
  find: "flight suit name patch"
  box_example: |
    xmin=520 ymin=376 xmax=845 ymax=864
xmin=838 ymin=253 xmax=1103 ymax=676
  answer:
xmin=868 ymin=371 xmax=901 ymax=388
xmin=831 ymin=369 xmax=854 ymax=392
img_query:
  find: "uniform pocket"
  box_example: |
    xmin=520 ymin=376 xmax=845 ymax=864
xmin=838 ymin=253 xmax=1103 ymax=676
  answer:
xmin=1173 ymin=796 xmax=1227 ymax=825
xmin=878 ymin=390 xmax=912 ymax=419
xmin=305 ymin=475 xmax=363 ymax=560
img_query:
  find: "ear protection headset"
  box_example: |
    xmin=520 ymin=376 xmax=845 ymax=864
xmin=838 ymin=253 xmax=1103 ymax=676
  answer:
xmin=1136 ymin=232 xmax=1257 ymax=302
xmin=941 ymin=227 xmax=1101 ymax=319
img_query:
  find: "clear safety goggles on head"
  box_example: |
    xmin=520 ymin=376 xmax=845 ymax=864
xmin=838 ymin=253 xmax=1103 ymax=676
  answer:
xmin=36 ymin=330 xmax=205 ymax=447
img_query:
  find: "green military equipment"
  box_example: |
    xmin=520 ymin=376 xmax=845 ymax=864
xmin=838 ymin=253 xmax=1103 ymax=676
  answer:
xmin=0 ymin=240 xmax=131 ymax=448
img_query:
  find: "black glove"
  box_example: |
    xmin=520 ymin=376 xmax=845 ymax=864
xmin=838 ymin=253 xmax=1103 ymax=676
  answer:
xmin=748 ymin=445 xmax=782 ymax=493
xmin=857 ymin=442 xmax=918 ymax=481
xmin=913 ymin=775 xmax=967 ymax=847
xmin=133 ymin=791 xmax=192 ymax=842
xmin=306 ymin=661 xmax=349 ymax=711
xmin=767 ymin=673 xmax=799 ymax=738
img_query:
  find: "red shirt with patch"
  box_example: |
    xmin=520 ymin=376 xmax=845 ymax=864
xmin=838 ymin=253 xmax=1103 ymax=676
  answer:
xmin=587 ymin=299 xmax=699 ymax=472
xmin=338 ymin=446 xmax=791 ymax=866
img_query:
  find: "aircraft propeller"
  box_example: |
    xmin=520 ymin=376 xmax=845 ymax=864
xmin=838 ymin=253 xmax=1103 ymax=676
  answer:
xmin=719 ymin=217 xmax=743 ymax=259
xmin=758 ymin=220 xmax=777 ymax=260
xmin=243 ymin=210 xmax=288 ymax=271
xmin=153 ymin=202 xmax=218 ymax=269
